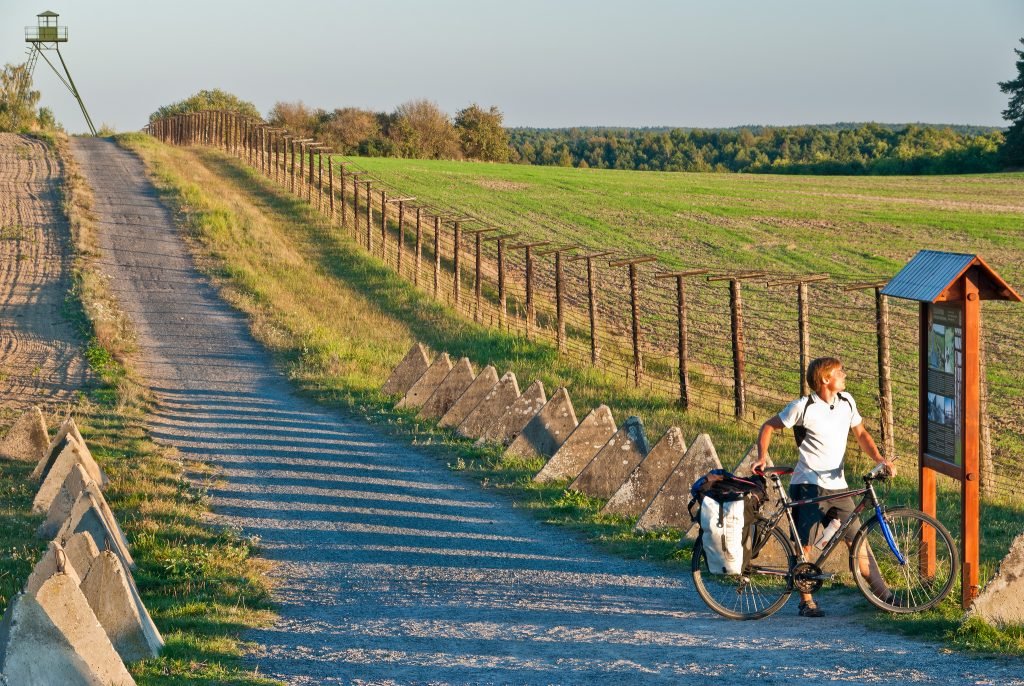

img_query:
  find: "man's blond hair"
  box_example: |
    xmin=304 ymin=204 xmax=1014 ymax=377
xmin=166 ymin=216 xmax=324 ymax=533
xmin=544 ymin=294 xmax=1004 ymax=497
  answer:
xmin=807 ymin=357 xmax=842 ymax=393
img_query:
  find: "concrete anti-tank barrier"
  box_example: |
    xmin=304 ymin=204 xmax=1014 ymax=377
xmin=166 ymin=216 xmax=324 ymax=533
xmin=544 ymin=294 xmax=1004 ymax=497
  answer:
xmin=0 ymin=572 xmax=136 ymax=685
xmin=382 ymin=342 xmax=431 ymax=396
xmin=80 ymin=551 xmax=163 ymax=662
xmin=38 ymin=463 xmax=93 ymax=539
xmin=396 ymin=353 xmax=453 ymax=409
xmin=505 ymin=387 xmax=578 ymax=461
xmin=32 ymin=437 xmax=103 ymax=515
xmin=968 ymin=531 xmax=1024 ymax=628
xmin=603 ymin=427 xmax=687 ymax=518
xmin=0 ymin=406 xmax=49 ymax=463
xmin=477 ymin=380 xmax=546 ymax=445
xmin=456 ymin=371 xmax=520 ymax=439
xmin=32 ymin=418 xmax=107 ymax=488
xmin=438 ymin=365 xmax=499 ymax=429
xmin=418 ymin=357 xmax=475 ymax=421
xmin=570 ymin=416 xmax=650 ymax=499
xmin=56 ymin=488 xmax=135 ymax=571
xmin=534 ymin=405 xmax=617 ymax=483
xmin=634 ymin=433 xmax=722 ymax=534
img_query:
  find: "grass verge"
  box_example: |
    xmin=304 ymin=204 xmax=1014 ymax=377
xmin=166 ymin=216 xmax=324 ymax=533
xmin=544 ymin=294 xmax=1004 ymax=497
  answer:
xmin=114 ymin=132 xmax=1023 ymax=656
xmin=5 ymin=132 xmax=282 ymax=685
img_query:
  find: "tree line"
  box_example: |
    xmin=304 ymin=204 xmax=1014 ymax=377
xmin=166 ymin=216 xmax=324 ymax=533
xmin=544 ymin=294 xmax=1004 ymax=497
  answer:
xmin=506 ymin=124 xmax=1007 ymax=174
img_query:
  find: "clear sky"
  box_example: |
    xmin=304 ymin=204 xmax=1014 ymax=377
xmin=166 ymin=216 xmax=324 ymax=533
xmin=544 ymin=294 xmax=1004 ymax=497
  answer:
xmin=2 ymin=0 xmax=1022 ymax=134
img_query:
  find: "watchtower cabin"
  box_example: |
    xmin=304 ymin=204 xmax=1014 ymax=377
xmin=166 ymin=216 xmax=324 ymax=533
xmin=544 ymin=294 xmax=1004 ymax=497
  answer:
xmin=25 ymin=11 xmax=68 ymax=46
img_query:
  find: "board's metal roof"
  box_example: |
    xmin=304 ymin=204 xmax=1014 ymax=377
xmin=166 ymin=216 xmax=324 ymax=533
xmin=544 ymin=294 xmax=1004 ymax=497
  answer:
xmin=881 ymin=251 xmax=976 ymax=302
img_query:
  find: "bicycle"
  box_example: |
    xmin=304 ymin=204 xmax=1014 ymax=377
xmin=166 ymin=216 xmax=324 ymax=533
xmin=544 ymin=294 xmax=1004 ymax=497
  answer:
xmin=691 ymin=461 xmax=958 ymax=620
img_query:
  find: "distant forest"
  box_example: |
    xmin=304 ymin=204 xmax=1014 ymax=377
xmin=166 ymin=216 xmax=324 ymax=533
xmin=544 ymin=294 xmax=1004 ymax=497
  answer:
xmin=149 ymin=91 xmax=1013 ymax=176
xmin=506 ymin=123 xmax=1006 ymax=174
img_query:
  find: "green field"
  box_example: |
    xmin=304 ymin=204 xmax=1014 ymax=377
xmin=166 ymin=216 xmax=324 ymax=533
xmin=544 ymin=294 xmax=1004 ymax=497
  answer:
xmin=345 ymin=157 xmax=1024 ymax=280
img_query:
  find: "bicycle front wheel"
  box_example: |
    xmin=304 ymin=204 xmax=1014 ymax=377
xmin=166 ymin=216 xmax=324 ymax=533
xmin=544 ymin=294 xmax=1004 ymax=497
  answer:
xmin=691 ymin=523 xmax=795 ymax=620
xmin=850 ymin=507 xmax=958 ymax=613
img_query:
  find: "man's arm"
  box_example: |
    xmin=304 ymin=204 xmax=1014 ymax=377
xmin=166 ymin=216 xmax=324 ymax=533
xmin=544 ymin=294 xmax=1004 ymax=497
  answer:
xmin=851 ymin=423 xmax=897 ymax=477
xmin=754 ymin=415 xmax=785 ymax=472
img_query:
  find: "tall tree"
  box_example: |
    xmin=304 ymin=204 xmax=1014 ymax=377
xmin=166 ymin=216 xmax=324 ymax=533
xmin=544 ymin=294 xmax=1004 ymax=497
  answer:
xmin=392 ymin=99 xmax=460 ymax=159
xmin=0 ymin=63 xmax=41 ymax=132
xmin=267 ymin=100 xmax=317 ymax=137
xmin=454 ymin=104 xmax=510 ymax=161
xmin=998 ymin=37 xmax=1024 ymax=167
xmin=150 ymin=89 xmax=261 ymax=122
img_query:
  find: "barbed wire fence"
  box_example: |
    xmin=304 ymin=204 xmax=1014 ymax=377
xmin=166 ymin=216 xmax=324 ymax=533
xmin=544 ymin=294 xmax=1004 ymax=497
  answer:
xmin=144 ymin=110 xmax=1024 ymax=504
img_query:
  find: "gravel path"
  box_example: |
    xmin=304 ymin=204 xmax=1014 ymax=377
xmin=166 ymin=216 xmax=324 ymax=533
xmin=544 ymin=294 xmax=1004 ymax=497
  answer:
xmin=71 ymin=137 xmax=1023 ymax=685
xmin=0 ymin=133 xmax=88 ymax=419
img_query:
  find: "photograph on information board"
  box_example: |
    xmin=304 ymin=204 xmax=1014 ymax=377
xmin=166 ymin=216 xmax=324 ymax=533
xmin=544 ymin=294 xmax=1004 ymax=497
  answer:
xmin=926 ymin=305 xmax=963 ymax=465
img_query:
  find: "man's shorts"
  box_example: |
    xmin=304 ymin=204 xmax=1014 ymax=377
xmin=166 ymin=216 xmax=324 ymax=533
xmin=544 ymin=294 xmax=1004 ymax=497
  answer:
xmin=789 ymin=483 xmax=860 ymax=548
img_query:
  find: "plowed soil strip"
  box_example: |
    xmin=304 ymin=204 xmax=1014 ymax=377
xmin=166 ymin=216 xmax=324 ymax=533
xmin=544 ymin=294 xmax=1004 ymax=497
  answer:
xmin=0 ymin=133 xmax=88 ymax=420
xmin=72 ymin=137 xmax=1022 ymax=685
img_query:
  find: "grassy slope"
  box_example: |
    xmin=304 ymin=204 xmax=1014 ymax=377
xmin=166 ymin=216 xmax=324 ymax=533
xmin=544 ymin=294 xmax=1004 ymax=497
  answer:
xmin=115 ymin=133 xmax=1022 ymax=654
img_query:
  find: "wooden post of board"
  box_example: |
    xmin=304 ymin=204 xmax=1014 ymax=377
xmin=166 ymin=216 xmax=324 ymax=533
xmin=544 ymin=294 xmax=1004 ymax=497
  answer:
xmin=962 ymin=272 xmax=981 ymax=608
xmin=610 ymin=256 xmax=658 ymax=386
xmin=656 ymin=269 xmax=709 ymax=409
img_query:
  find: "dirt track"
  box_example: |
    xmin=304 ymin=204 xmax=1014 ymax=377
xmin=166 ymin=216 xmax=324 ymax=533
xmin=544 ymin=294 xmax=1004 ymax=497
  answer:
xmin=0 ymin=133 xmax=88 ymax=424
xmin=72 ymin=136 xmax=1024 ymax=685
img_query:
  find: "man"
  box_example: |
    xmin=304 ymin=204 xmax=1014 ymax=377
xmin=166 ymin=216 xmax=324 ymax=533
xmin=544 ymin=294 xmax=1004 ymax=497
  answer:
xmin=754 ymin=356 xmax=896 ymax=617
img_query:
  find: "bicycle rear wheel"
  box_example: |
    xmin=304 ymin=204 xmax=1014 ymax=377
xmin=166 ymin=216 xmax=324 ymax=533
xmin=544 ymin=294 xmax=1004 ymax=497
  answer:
xmin=691 ymin=523 xmax=795 ymax=620
xmin=851 ymin=507 xmax=958 ymax=613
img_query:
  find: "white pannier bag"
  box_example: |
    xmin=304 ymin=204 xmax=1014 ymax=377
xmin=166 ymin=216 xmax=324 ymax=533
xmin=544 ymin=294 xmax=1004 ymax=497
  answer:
xmin=700 ymin=497 xmax=746 ymax=575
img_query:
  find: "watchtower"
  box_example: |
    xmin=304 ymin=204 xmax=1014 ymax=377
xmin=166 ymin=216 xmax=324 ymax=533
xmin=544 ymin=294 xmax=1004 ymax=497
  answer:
xmin=23 ymin=11 xmax=97 ymax=135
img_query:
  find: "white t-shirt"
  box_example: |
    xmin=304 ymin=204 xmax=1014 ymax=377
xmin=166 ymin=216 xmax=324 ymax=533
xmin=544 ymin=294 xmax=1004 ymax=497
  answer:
xmin=778 ymin=392 xmax=862 ymax=489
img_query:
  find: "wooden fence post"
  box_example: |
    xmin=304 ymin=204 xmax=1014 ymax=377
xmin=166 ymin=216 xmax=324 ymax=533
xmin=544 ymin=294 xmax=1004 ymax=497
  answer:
xmin=308 ymin=145 xmax=315 ymax=203
xmin=414 ymin=207 xmax=422 ymax=287
xmin=433 ymin=216 xmax=442 ymax=297
xmin=380 ymin=190 xmax=388 ymax=262
xmin=569 ymin=252 xmax=613 ymax=365
xmin=290 ymin=139 xmax=297 ymax=193
xmin=710 ymin=272 xmax=766 ymax=420
xmin=538 ymin=245 xmax=578 ymax=352
xmin=509 ymin=241 xmax=551 ymax=339
xmin=327 ymin=155 xmax=334 ymax=219
xmin=385 ymin=197 xmax=415 ymax=274
xmin=656 ymin=270 xmax=709 ymax=410
xmin=364 ymin=182 xmax=373 ymax=253
xmin=845 ymin=280 xmax=895 ymax=458
xmin=468 ymin=228 xmax=497 ymax=322
xmin=610 ymin=256 xmax=658 ymax=386
xmin=453 ymin=221 xmax=461 ymax=305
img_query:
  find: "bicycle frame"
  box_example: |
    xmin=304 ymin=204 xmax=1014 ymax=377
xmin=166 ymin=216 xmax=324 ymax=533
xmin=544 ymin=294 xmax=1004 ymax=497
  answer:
xmin=758 ymin=474 xmax=905 ymax=570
